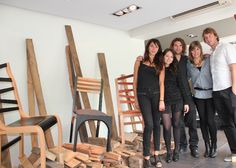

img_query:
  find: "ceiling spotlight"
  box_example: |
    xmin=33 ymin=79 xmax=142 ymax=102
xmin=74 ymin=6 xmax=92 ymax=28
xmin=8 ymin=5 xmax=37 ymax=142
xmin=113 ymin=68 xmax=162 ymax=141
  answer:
xmin=112 ymin=4 xmax=141 ymax=17
xmin=186 ymin=33 xmax=198 ymax=38
xmin=128 ymin=4 xmax=138 ymax=11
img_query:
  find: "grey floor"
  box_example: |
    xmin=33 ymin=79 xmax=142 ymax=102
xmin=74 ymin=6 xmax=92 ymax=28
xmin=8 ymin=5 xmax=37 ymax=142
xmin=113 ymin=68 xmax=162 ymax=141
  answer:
xmin=160 ymin=130 xmax=236 ymax=168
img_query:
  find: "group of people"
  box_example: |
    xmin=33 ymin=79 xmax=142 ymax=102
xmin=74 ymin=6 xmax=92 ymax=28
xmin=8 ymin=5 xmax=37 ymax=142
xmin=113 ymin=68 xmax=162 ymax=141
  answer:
xmin=133 ymin=27 xmax=236 ymax=168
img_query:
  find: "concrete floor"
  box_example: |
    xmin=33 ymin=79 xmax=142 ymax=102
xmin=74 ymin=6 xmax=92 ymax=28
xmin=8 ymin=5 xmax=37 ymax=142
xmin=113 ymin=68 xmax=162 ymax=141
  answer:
xmin=160 ymin=130 xmax=236 ymax=168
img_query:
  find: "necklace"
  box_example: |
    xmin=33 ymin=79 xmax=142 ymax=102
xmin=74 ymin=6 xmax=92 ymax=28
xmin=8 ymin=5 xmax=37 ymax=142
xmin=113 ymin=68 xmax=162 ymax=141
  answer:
xmin=193 ymin=59 xmax=202 ymax=67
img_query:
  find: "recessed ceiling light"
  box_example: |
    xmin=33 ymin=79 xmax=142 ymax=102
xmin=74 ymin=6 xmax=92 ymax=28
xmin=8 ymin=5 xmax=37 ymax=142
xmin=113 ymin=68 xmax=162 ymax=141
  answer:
xmin=112 ymin=4 xmax=141 ymax=17
xmin=186 ymin=33 xmax=198 ymax=38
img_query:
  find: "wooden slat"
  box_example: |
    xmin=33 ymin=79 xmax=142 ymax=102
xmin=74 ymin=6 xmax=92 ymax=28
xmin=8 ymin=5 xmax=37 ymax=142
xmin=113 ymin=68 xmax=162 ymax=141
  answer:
xmin=27 ymin=59 xmax=38 ymax=148
xmin=26 ymin=39 xmax=54 ymax=148
xmin=65 ymin=25 xmax=96 ymax=138
xmin=97 ymin=53 xmax=118 ymax=139
xmin=119 ymin=89 xmax=133 ymax=93
xmin=0 ymin=77 xmax=12 ymax=82
xmin=0 ymin=99 xmax=17 ymax=104
xmin=65 ymin=45 xmax=88 ymax=142
xmin=0 ymin=87 xmax=14 ymax=94
xmin=78 ymin=77 xmax=100 ymax=83
xmin=0 ymin=107 xmax=19 ymax=113
xmin=117 ymin=74 xmax=133 ymax=80
xmin=0 ymin=95 xmax=12 ymax=168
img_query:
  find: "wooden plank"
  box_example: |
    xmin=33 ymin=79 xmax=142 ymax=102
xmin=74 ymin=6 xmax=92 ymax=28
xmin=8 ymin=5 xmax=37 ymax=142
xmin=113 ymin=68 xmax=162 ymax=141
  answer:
xmin=97 ymin=53 xmax=118 ymax=139
xmin=66 ymin=46 xmax=88 ymax=142
xmin=27 ymin=57 xmax=38 ymax=148
xmin=0 ymin=95 xmax=12 ymax=168
xmin=65 ymin=25 xmax=96 ymax=139
xmin=26 ymin=38 xmax=54 ymax=148
xmin=19 ymin=155 xmax=34 ymax=168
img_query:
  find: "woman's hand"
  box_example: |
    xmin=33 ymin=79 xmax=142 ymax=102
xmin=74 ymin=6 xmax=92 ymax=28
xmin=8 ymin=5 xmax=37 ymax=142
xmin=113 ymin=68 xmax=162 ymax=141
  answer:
xmin=159 ymin=100 xmax=165 ymax=112
xmin=135 ymin=101 xmax=140 ymax=110
xmin=183 ymin=104 xmax=189 ymax=115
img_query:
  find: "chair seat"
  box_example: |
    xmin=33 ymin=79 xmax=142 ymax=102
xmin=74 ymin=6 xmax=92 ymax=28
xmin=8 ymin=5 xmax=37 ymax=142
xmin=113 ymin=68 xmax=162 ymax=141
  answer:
xmin=74 ymin=109 xmax=109 ymax=117
xmin=8 ymin=116 xmax=57 ymax=131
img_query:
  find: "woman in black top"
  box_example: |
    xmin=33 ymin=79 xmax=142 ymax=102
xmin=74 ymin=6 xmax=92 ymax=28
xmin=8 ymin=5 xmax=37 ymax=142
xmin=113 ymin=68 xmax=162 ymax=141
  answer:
xmin=161 ymin=48 xmax=189 ymax=163
xmin=134 ymin=39 xmax=165 ymax=168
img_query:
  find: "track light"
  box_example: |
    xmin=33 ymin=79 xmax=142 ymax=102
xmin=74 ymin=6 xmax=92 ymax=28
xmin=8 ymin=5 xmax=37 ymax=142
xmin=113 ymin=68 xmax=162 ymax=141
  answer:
xmin=113 ymin=4 xmax=141 ymax=17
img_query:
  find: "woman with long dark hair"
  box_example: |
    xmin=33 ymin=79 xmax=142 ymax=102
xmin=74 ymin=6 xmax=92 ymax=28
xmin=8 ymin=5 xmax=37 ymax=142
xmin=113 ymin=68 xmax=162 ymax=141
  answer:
xmin=133 ymin=39 xmax=165 ymax=168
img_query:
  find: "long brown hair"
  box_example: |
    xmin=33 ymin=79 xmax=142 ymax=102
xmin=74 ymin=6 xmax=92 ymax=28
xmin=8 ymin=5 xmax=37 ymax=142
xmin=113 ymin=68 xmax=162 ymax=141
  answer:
xmin=188 ymin=41 xmax=204 ymax=64
xmin=144 ymin=38 xmax=163 ymax=75
xmin=170 ymin=37 xmax=186 ymax=54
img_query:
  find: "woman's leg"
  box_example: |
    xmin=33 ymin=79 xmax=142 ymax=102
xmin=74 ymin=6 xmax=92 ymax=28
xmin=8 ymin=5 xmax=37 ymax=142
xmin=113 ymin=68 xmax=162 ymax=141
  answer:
xmin=194 ymin=98 xmax=211 ymax=157
xmin=206 ymin=98 xmax=217 ymax=157
xmin=138 ymin=94 xmax=153 ymax=158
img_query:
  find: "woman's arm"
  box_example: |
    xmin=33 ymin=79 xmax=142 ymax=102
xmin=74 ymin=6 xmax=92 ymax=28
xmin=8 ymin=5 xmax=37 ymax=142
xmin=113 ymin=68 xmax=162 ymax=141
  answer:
xmin=159 ymin=67 xmax=165 ymax=111
xmin=133 ymin=60 xmax=140 ymax=109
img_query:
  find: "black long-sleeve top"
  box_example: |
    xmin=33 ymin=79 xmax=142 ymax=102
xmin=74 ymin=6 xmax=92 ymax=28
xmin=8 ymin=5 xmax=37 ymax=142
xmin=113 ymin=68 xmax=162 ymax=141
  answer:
xmin=164 ymin=66 xmax=190 ymax=105
xmin=176 ymin=55 xmax=194 ymax=108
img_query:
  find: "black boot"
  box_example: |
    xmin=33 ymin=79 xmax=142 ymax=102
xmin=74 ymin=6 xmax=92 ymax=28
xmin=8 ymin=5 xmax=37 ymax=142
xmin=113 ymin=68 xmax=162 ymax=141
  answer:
xmin=154 ymin=155 xmax=162 ymax=168
xmin=165 ymin=152 xmax=172 ymax=163
xmin=210 ymin=142 xmax=217 ymax=158
xmin=143 ymin=159 xmax=155 ymax=168
xmin=204 ymin=142 xmax=210 ymax=158
xmin=173 ymin=149 xmax=179 ymax=162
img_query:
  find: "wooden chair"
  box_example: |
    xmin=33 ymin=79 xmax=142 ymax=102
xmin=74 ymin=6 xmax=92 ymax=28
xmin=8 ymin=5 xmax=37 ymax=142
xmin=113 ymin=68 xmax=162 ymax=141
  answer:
xmin=115 ymin=74 xmax=143 ymax=144
xmin=0 ymin=63 xmax=62 ymax=168
xmin=70 ymin=76 xmax=112 ymax=152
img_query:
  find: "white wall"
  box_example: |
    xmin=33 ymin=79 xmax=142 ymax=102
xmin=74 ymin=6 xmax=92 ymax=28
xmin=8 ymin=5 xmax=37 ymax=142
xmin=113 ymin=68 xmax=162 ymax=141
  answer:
xmin=0 ymin=4 xmax=144 ymax=166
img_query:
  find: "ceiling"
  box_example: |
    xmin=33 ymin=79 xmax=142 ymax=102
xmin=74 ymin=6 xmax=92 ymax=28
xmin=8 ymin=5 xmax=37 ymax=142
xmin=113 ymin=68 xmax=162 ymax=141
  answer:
xmin=0 ymin=0 xmax=235 ymax=42
xmin=0 ymin=0 xmax=217 ymax=30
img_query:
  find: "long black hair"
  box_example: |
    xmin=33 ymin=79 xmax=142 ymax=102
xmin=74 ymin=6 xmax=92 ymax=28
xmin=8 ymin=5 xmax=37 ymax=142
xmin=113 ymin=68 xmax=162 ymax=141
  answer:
xmin=162 ymin=48 xmax=178 ymax=74
xmin=144 ymin=38 xmax=163 ymax=75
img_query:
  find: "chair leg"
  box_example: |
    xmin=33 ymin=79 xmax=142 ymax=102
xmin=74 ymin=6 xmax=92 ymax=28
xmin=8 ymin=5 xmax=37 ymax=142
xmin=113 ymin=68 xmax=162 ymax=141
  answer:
xmin=73 ymin=118 xmax=81 ymax=152
xmin=38 ymin=128 xmax=46 ymax=168
xmin=55 ymin=115 xmax=63 ymax=147
xmin=106 ymin=118 xmax=112 ymax=152
xmin=19 ymin=133 xmax=24 ymax=158
xmin=119 ymin=115 xmax=125 ymax=144
xmin=70 ymin=116 xmax=75 ymax=143
xmin=96 ymin=121 xmax=100 ymax=137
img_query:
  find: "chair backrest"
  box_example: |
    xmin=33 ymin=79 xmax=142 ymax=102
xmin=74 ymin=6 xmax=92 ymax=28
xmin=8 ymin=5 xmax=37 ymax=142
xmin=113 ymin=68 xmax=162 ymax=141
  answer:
xmin=0 ymin=63 xmax=25 ymax=124
xmin=115 ymin=74 xmax=136 ymax=114
xmin=73 ymin=76 xmax=103 ymax=111
xmin=0 ymin=63 xmax=24 ymax=151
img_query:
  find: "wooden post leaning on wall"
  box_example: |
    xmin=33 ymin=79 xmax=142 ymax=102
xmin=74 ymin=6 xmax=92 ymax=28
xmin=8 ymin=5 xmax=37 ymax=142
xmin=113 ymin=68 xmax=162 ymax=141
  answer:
xmin=27 ymin=58 xmax=38 ymax=148
xmin=0 ymin=95 xmax=12 ymax=168
xmin=65 ymin=25 xmax=96 ymax=138
xmin=97 ymin=53 xmax=118 ymax=139
xmin=65 ymin=45 xmax=88 ymax=142
xmin=26 ymin=39 xmax=54 ymax=148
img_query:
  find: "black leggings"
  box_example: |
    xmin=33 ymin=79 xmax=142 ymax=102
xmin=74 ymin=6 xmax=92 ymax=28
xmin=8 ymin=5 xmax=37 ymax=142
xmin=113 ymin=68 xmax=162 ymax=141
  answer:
xmin=138 ymin=92 xmax=161 ymax=157
xmin=194 ymin=97 xmax=217 ymax=144
xmin=162 ymin=102 xmax=182 ymax=153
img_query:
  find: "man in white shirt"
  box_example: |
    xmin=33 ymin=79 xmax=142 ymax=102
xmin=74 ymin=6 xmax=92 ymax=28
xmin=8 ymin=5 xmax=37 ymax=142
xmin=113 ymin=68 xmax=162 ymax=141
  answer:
xmin=202 ymin=27 xmax=236 ymax=162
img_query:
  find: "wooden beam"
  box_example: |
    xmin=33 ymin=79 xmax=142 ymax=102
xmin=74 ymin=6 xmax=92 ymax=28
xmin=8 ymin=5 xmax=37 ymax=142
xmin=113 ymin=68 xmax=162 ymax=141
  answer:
xmin=0 ymin=95 xmax=12 ymax=168
xmin=65 ymin=25 xmax=96 ymax=138
xmin=65 ymin=46 xmax=88 ymax=142
xmin=26 ymin=39 xmax=54 ymax=148
xmin=97 ymin=53 xmax=118 ymax=139
xmin=27 ymin=57 xmax=38 ymax=148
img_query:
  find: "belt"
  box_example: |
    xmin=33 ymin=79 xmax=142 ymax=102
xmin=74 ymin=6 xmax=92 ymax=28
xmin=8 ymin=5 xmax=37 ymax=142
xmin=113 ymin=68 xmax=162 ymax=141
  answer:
xmin=194 ymin=87 xmax=212 ymax=91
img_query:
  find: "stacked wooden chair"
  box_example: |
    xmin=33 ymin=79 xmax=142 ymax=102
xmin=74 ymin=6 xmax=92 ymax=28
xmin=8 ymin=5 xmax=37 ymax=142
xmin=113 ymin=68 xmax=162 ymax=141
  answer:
xmin=115 ymin=74 xmax=143 ymax=144
xmin=70 ymin=76 xmax=112 ymax=152
xmin=0 ymin=63 xmax=62 ymax=168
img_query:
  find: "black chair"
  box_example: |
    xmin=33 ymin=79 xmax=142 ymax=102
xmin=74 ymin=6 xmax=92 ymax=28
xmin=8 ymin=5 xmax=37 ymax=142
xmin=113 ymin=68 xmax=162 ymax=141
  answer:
xmin=69 ymin=76 xmax=112 ymax=152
